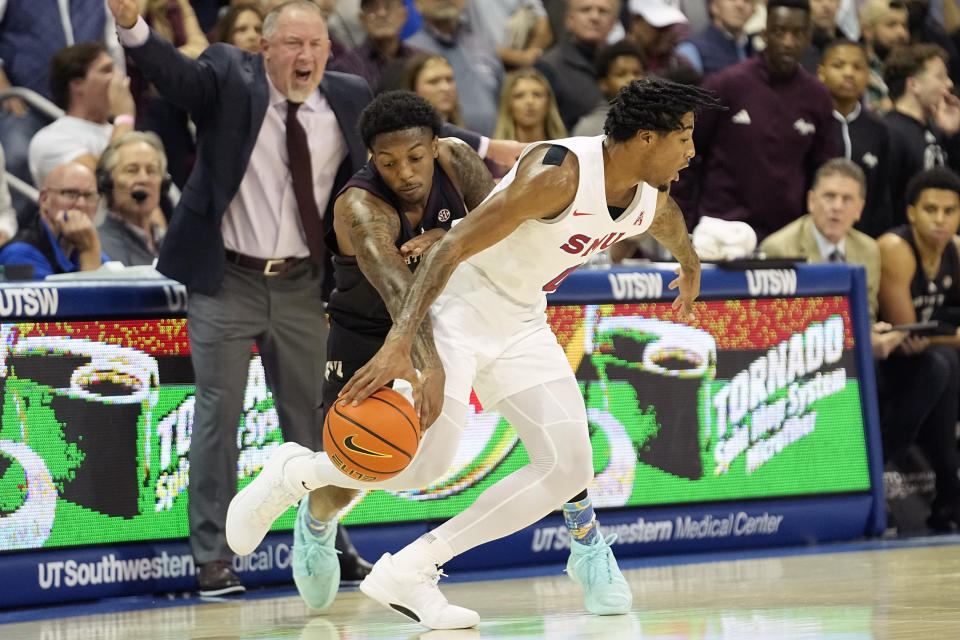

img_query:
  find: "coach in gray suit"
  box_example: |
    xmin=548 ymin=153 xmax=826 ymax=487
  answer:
xmin=109 ymin=0 xmax=370 ymax=599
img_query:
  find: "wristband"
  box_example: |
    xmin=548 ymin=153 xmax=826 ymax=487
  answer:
xmin=114 ymin=114 xmax=135 ymax=127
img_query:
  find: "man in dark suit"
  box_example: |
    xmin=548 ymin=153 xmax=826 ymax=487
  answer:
xmin=108 ymin=0 xmax=371 ymax=602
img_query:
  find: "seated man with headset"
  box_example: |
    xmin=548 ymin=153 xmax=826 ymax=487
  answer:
xmin=95 ymin=131 xmax=169 ymax=266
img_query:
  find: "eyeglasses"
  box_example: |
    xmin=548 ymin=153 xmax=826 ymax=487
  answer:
xmin=49 ymin=188 xmax=100 ymax=203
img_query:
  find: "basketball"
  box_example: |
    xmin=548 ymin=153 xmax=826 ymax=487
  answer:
xmin=323 ymin=387 xmax=421 ymax=482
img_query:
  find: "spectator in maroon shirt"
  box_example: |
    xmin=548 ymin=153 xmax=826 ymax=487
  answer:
xmin=329 ymin=0 xmax=421 ymax=93
xmin=672 ymin=0 xmax=836 ymax=240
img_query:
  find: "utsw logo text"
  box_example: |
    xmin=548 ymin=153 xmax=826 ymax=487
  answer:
xmin=560 ymin=232 xmax=626 ymax=257
xmin=746 ymin=269 xmax=797 ymax=296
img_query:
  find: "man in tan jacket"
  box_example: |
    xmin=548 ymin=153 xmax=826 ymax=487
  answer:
xmin=760 ymin=157 xmax=881 ymax=320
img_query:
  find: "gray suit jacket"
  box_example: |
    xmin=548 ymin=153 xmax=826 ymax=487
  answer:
xmin=759 ymin=214 xmax=881 ymax=321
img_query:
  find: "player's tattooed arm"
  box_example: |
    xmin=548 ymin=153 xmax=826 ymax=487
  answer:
xmin=333 ymin=189 xmax=443 ymax=372
xmin=390 ymin=146 xmax=577 ymax=342
xmin=649 ymin=192 xmax=701 ymax=320
xmin=439 ymin=137 xmax=496 ymax=210
xmin=340 ymin=147 xmax=577 ymax=409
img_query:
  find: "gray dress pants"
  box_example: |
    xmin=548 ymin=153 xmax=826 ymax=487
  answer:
xmin=186 ymin=260 xmax=327 ymax=564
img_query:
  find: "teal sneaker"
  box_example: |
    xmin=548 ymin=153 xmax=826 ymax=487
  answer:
xmin=565 ymin=532 xmax=632 ymax=615
xmin=292 ymin=498 xmax=341 ymax=611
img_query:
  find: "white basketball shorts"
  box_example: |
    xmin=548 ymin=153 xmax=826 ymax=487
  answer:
xmin=429 ymin=262 xmax=574 ymax=408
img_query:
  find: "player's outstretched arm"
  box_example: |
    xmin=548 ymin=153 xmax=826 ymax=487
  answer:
xmin=648 ymin=191 xmax=701 ymax=320
xmin=340 ymin=145 xmax=579 ymax=406
xmin=334 ymin=189 xmax=446 ymax=426
xmin=109 ymin=0 xmax=217 ymax=116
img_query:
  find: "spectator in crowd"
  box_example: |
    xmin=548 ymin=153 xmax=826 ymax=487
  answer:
xmin=675 ymin=0 xmax=756 ymax=78
xmin=325 ymin=0 xmax=366 ymax=48
xmin=536 ymin=0 xmax=619 ymax=130
xmin=0 ymin=0 xmax=125 ymax=198
xmin=139 ymin=0 xmax=209 ymax=59
xmin=804 ymin=0 xmax=840 ymax=69
xmin=810 ymin=0 xmax=840 ymax=42
xmin=572 ymin=39 xmax=646 ymax=136
xmin=329 ymin=0 xmax=420 ymax=93
xmin=883 ymin=43 xmax=960 ymax=225
xmin=493 ymin=68 xmax=566 ymax=143
xmin=215 ymin=3 xmax=265 ymax=54
xmin=304 ymin=0 xmax=351 ymax=60
xmin=127 ymin=0 xmax=209 ymax=189
xmin=405 ymin=0 xmax=505 ymax=136
xmin=625 ymin=0 xmax=694 ymax=75
xmin=0 ymin=145 xmax=16 ymax=246
xmin=28 ymin=43 xmax=137 ymax=187
xmin=876 ymin=167 xmax=960 ymax=531
xmin=399 ymin=52 xmax=466 ymax=127
xmin=464 ymin=0 xmax=554 ymax=70
xmin=109 ymin=0 xmax=373 ymax=599
xmin=878 ymin=167 xmax=960 ymax=329
xmin=672 ymin=0 xmax=835 ymax=240
xmin=759 ymin=159 xmax=881 ymax=318
xmin=95 ymin=132 xmax=166 ymax=266
xmin=859 ymin=0 xmax=910 ymax=111
xmin=0 ymin=162 xmax=106 ymax=277
xmin=742 ymin=0 xmax=767 ymax=40
xmin=902 ymin=0 xmax=960 ymax=87
xmin=819 ymin=39 xmax=893 ymax=236
xmin=386 ymin=57 xmax=531 ymax=178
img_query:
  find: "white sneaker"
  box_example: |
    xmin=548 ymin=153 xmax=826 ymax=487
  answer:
xmin=226 ymin=441 xmax=315 ymax=555
xmin=359 ymin=553 xmax=479 ymax=629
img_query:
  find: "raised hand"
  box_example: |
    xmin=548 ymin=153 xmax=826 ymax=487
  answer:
xmin=108 ymin=72 xmax=136 ymax=119
xmin=107 ymin=0 xmax=139 ymax=29
xmin=59 ymin=209 xmax=99 ymax=252
xmin=934 ymin=92 xmax=960 ymax=136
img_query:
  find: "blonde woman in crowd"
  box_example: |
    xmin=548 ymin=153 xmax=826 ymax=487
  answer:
xmin=400 ymin=52 xmax=467 ymax=128
xmin=493 ymin=67 xmax=566 ymax=143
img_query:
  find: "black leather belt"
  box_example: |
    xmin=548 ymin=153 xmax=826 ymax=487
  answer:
xmin=225 ymin=250 xmax=308 ymax=275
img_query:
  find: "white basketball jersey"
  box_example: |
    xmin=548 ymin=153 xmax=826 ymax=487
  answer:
xmin=464 ymin=136 xmax=659 ymax=304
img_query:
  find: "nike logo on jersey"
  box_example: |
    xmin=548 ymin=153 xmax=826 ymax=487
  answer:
xmin=572 ymin=210 xmax=595 ymax=216
xmin=343 ymin=435 xmax=391 ymax=458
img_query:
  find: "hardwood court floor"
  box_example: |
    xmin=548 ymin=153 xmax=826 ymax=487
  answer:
xmin=4 ymin=540 xmax=960 ymax=639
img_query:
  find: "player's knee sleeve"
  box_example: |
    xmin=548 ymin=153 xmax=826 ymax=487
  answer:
xmin=546 ymin=420 xmax=594 ymax=497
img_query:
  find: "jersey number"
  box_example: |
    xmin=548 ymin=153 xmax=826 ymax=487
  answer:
xmin=542 ymin=265 xmax=579 ymax=293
